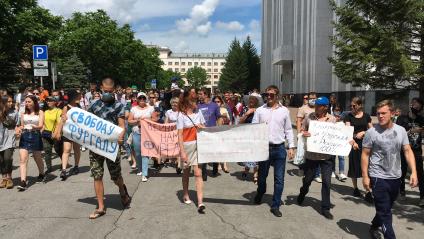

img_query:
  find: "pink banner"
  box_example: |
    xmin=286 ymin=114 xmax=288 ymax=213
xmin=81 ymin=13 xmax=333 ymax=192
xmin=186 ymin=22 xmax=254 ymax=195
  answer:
xmin=140 ymin=119 xmax=180 ymax=158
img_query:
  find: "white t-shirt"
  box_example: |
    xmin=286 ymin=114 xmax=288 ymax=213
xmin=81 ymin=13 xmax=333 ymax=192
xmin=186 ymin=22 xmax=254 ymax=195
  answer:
xmin=165 ymin=109 xmax=180 ymax=123
xmin=131 ymin=106 xmax=154 ymax=132
xmin=176 ymin=111 xmax=205 ymax=130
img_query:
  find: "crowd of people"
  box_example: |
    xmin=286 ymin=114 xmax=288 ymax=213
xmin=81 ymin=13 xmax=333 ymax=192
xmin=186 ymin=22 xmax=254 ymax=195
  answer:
xmin=0 ymin=78 xmax=422 ymax=238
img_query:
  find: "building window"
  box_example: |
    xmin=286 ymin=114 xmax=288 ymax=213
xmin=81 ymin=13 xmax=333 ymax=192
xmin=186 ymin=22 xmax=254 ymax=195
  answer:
xmin=181 ymin=62 xmax=186 ymax=66
xmin=206 ymin=80 xmax=211 ymax=85
xmin=194 ymin=62 xmax=198 ymax=66
xmin=175 ymin=68 xmax=179 ymax=72
xmin=207 ymin=62 xmax=211 ymax=66
xmin=167 ymin=68 xmax=172 ymax=71
xmin=181 ymin=68 xmax=185 ymax=72
xmin=201 ymin=62 xmax=205 ymax=66
xmin=207 ymin=75 xmax=211 ymax=79
xmin=214 ymin=75 xmax=218 ymax=79
xmin=214 ymin=69 xmax=218 ymax=72
xmin=175 ymin=62 xmax=179 ymax=65
xmin=214 ymin=62 xmax=218 ymax=66
xmin=168 ymin=62 xmax=172 ymax=65
xmin=207 ymin=68 xmax=211 ymax=72
xmin=188 ymin=62 xmax=192 ymax=66
xmin=221 ymin=62 xmax=225 ymax=66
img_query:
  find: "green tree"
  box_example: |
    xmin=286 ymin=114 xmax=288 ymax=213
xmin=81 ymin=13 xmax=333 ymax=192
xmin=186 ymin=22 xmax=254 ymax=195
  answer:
xmin=243 ymin=36 xmax=261 ymax=91
xmin=329 ymin=0 xmax=423 ymax=90
xmin=50 ymin=10 xmax=162 ymax=87
xmin=219 ymin=38 xmax=249 ymax=92
xmin=0 ymin=0 xmax=62 ymax=85
xmin=156 ymin=70 xmax=184 ymax=89
xmin=57 ymin=53 xmax=87 ymax=88
xmin=186 ymin=66 xmax=207 ymax=89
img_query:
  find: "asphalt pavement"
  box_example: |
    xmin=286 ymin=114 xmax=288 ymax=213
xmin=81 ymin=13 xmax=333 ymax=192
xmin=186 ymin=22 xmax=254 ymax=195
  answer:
xmin=0 ymin=151 xmax=423 ymax=239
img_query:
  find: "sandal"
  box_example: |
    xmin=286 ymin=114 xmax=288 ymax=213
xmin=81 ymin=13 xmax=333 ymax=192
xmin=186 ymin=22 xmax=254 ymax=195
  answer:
xmin=198 ymin=204 xmax=206 ymax=214
xmin=120 ymin=184 xmax=131 ymax=208
xmin=253 ymin=177 xmax=258 ymax=185
xmin=89 ymin=209 xmax=106 ymax=219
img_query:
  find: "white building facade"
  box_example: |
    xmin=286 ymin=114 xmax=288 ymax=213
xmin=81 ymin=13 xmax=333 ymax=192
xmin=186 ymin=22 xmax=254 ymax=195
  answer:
xmin=156 ymin=46 xmax=227 ymax=91
xmin=261 ymin=0 xmax=418 ymax=112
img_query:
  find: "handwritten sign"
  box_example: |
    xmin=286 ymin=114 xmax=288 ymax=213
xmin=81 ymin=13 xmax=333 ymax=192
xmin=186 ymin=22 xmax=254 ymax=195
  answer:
xmin=306 ymin=121 xmax=354 ymax=156
xmin=140 ymin=120 xmax=180 ymax=158
xmin=63 ymin=107 xmax=123 ymax=161
xmin=197 ymin=123 xmax=269 ymax=163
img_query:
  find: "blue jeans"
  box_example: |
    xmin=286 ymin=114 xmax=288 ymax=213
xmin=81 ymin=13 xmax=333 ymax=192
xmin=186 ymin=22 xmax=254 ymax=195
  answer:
xmin=331 ymin=155 xmax=345 ymax=173
xmin=132 ymin=132 xmax=149 ymax=177
xmin=371 ymin=177 xmax=401 ymax=239
xmin=257 ymin=144 xmax=287 ymax=209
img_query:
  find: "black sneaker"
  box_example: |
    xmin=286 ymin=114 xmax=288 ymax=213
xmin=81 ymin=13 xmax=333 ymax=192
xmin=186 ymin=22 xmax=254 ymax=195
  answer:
xmin=297 ymin=192 xmax=306 ymax=205
xmin=60 ymin=170 xmax=67 ymax=181
xmin=70 ymin=166 xmax=79 ymax=175
xmin=176 ymin=168 xmax=182 ymax=175
xmin=17 ymin=180 xmax=27 ymax=191
xmin=321 ymin=210 xmax=334 ymax=220
xmin=353 ymin=188 xmax=361 ymax=197
xmin=254 ymin=193 xmax=262 ymax=205
xmin=37 ymin=174 xmax=46 ymax=183
xmin=45 ymin=166 xmax=53 ymax=174
xmin=369 ymin=226 xmax=383 ymax=239
xmin=365 ymin=192 xmax=374 ymax=204
xmin=270 ymin=208 xmax=282 ymax=217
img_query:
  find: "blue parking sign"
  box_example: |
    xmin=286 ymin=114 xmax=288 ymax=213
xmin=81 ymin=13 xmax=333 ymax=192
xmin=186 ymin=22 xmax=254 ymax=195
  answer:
xmin=33 ymin=45 xmax=48 ymax=60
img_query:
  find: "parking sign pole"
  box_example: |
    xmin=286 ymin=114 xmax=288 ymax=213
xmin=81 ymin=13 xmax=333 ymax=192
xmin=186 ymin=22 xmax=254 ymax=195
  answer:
xmin=40 ymin=76 xmax=43 ymax=88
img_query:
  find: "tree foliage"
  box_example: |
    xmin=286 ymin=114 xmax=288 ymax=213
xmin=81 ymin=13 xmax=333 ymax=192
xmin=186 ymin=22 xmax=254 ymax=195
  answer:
xmin=56 ymin=52 xmax=87 ymax=88
xmin=156 ymin=70 xmax=184 ymax=90
xmin=0 ymin=0 xmax=62 ymax=85
xmin=186 ymin=66 xmax=207 ymax=89
xmin=50 ymin=10 xmax=163 ymax=87
xmin=218 ymin=38 xmax=249 ymax=92
xmin=243 ymin=36 xmax=261 ymax=91
xmin=329 ymin=0 xmax=424 ymax=91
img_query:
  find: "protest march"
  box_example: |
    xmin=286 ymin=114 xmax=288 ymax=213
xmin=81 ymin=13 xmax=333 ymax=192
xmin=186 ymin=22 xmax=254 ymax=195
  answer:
xmin=0 ymin=78 xmax=423 ymax=239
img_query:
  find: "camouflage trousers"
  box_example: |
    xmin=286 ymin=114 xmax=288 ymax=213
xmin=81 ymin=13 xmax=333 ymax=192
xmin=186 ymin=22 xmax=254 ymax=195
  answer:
xmin=89 ymin=150 xmax=122 ymax=181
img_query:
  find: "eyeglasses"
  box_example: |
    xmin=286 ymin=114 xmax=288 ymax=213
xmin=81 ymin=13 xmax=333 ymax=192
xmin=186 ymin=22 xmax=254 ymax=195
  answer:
xmin=264 ymin=93 xmax=277 ymax=98
xmin=350 ymin=105 xmax=357 ymax=108
xmin=214 ymin=101 xmax=221 ymax=103
xmin=149 ymin=96 xmax=156 ymax=99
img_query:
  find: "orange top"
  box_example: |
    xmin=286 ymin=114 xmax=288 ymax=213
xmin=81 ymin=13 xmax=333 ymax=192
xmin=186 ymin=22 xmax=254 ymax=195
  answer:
xmin=182 ymin=127 xmax=197 ymax=142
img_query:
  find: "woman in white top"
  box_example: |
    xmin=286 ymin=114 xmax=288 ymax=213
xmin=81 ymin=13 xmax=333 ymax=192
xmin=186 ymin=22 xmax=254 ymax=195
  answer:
xmin=17 ymin=95 xmax=45 ymax=191
xmin=177 ymin=91 xmax=206 ymax=213
xmin=165 ymin=97 xmax=182 ymax=174
xmin=128 ymin=95 xmax=154 ymax=182
xmin=164 ymin=97 xmax=180 ymax=123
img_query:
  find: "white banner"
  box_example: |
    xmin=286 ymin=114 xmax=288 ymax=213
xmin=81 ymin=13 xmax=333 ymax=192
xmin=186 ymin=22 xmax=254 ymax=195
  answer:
xmin=197 ymin=123 xmax=269 ymax=163
xmin=306 ymin=121 xmax=354 ymax=156
xmin=63 ymin=107 xmax=123 ymax=161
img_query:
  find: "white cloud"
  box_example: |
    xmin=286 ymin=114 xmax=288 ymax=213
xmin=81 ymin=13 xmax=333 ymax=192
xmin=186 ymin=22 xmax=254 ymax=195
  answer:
xmin=138 ymin=24 xmax=151 ymax=32
xmin=216 ymin=21 xmax=244 ymax=31
xmin=175 ymin=0 xmax=220 ymax=36
xmin=39 ymin=0 xmax=198 ymax=23
xmin=175 ymin=41 xmax=190 ymax=52
xmin=249 ymin=19 xmax=260 ymax=30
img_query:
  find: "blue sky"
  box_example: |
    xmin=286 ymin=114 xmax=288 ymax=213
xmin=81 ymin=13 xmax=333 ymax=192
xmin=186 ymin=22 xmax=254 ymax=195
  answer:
xmin=39 ymin=0 xmax=261 ymax=53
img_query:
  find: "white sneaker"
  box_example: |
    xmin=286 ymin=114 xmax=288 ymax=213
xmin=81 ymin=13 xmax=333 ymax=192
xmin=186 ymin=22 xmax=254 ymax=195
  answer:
xmin=141 ymin=176 xmax=148 ymax=182
xmin=338 ymin=173 xmax=347 ymax=181
xmin=314 ymin=177 xmax=322 ymax=183
xmin=331 ymin=172 xmax=336 ymax=178
xmin=136 ymin=172 xmax=142 ymax=176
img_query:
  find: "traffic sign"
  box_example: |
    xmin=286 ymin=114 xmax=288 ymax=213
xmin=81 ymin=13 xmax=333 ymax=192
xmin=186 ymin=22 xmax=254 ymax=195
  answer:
xmin=33 ymin=60 xmax=48 ymax=68
xmin=151 ymin=79 xmax=157 ymax=89
xmin=32 ymin=45 xmax=48 ymax=60
xmin=34 ymin=68 xmax=49 ymax=77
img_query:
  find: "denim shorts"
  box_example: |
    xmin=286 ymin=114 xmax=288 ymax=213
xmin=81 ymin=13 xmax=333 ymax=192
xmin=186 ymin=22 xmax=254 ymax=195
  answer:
xmin=19 ymin=131 xmax=43 ymax=151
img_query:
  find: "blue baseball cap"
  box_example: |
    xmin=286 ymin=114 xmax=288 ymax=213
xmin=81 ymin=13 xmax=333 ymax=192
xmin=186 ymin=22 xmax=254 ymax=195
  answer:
xmin=315 ymin=97 xmax=329 ymax=106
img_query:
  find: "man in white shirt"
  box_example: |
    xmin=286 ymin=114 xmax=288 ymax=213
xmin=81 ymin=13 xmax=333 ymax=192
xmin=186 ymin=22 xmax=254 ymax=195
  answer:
xmin=252 ymin=85 xmax=295 ymax=217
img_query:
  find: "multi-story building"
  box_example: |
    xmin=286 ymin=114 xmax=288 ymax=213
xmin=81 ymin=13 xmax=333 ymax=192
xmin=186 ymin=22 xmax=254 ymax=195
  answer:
xmin=155 ymin=46 xmax=227 ymax=92
xmin=261 ymin=0 xmax=418 ymax=113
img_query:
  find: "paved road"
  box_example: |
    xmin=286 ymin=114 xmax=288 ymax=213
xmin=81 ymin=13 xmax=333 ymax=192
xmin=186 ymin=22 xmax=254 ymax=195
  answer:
xmin=0 ymin=151 xmax=423 ymax=239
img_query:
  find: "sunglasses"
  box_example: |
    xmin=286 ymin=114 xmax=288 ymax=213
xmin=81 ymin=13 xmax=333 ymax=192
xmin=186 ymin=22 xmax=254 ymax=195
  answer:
xmin=264 ymin=93 xmax=277 ymax=98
